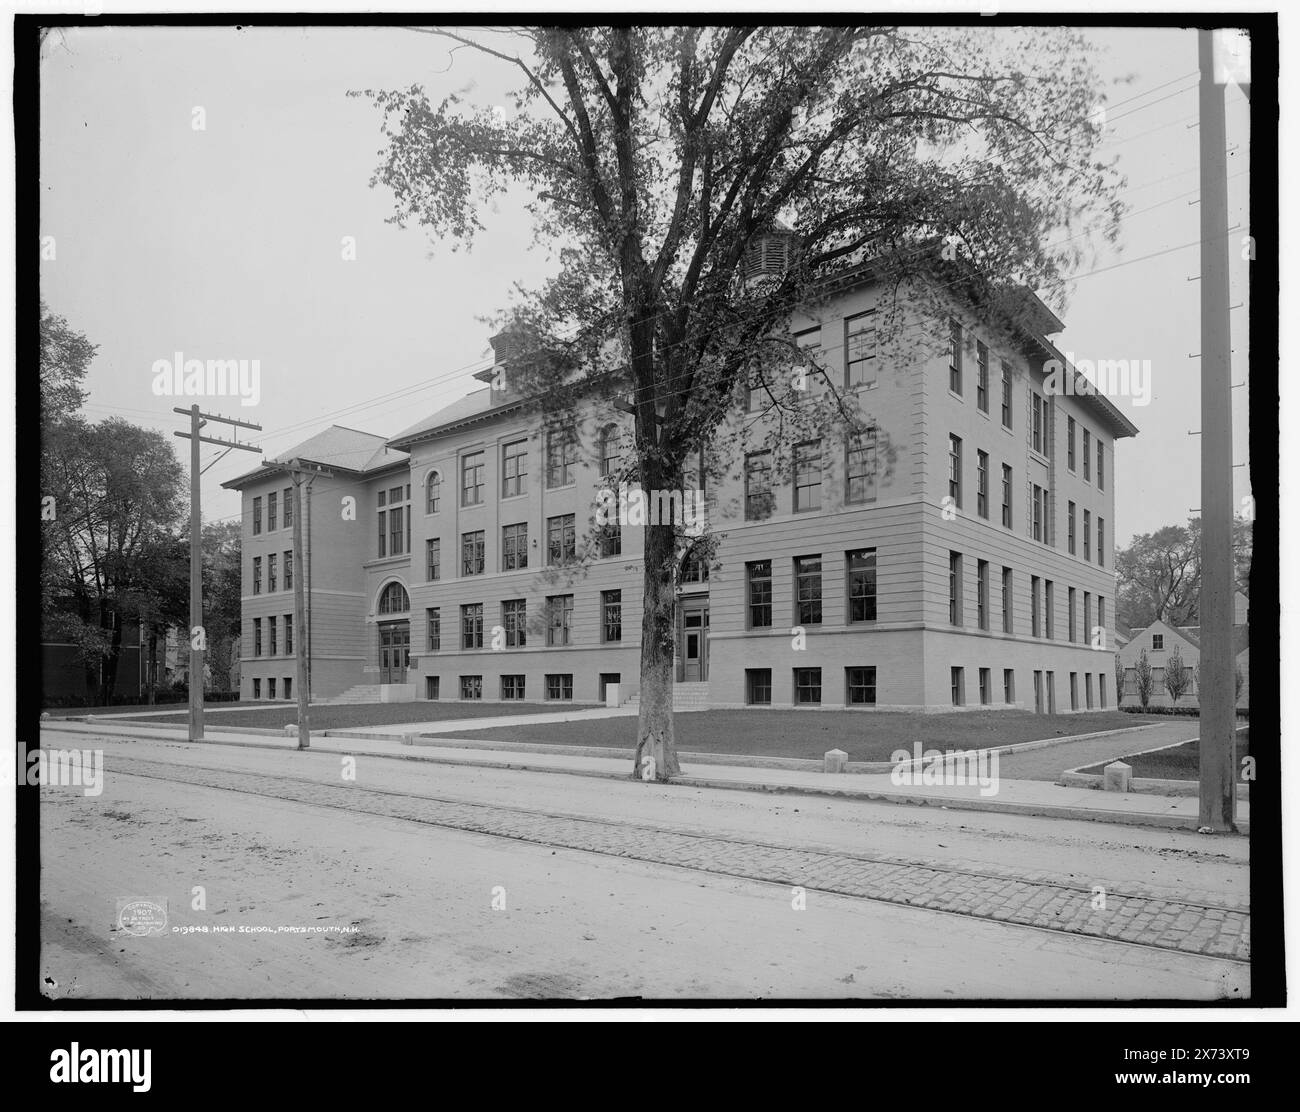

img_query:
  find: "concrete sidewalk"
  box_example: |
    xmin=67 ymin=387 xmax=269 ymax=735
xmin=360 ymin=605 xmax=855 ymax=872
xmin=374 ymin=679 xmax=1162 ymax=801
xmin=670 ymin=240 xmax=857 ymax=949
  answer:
xmin=42 ymin=719 xmax=1249 ymax=834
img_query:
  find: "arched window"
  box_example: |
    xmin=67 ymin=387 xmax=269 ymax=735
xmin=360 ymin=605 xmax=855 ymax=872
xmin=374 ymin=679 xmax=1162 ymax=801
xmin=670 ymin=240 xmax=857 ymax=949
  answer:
xmin=378 ymin=582 xmax=409 ymax=615
xmin=598 ymin=423 xmax=622 ymax=478
xmin=425 ymin=470 xmax=441 ymax=514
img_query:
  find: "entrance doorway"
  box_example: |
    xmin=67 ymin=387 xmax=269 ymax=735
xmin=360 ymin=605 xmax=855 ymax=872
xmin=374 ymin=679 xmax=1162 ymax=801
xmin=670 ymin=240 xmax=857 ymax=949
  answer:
xmin=680 ymin=600 xmax=709 ymax=682
xmin=379 ymin=622 xmax=410 ymax=684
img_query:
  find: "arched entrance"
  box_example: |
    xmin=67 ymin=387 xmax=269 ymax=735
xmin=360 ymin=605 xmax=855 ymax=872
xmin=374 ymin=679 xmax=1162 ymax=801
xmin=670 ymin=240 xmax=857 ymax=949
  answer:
xmin=376 ymin=581 xmax=410 ymax=685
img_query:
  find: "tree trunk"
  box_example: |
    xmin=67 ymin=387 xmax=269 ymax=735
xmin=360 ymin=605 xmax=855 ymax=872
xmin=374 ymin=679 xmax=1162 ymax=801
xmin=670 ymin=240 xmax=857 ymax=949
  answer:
xmin=635 ymin=520 xmax=680 ymax=780
xmin=146 ymin=626 xmax=158 ymax=705
xmin=101 ymin=611 xmax=123 ymax=706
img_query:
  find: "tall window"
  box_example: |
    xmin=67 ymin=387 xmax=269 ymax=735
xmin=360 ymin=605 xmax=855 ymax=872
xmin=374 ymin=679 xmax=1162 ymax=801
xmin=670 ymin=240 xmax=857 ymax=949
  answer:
xmin=425 ymin=470 xmax=441 ymax=514
xmin=547 ymin=514 xmax=576 ymax=566
xmin=546 ymin=426 xmax=578 ymax=488
xmin=599 ymin=520 xmax=622 ymax=558
xmin=977 ymin=560 xmax=989 ymax=630
xmin=794 ymin=326 xmax=822 ymax=389
xmin=461 ymin=451 xmax=485 ymax=506
xmin=426 ymin=538 xmax=441 ymax=581
xmin=847 ymin=549 xmax=877 ymax=622
xmin=501 ymin=439 xmax=528 ymax=498
xmin=283 ymin=487 xmax=292 ymax=527
xmin=388 ymin=500 xmax=405 ymax=557
xmin=1031 ymin=392 xmax=1045 ymax=455
xmin=1000 ymin=362 xmax=1013 ymax=428
xmin=547 ymin=595 xmax=573 ymax=646
xmin=1097 ymin=439 xmax=1105 ymax=491
xmin=1045 ymin=580 xmax=1054 ymax=639
xmin=284 ymin=551 xmax=293 ymax=590
xmin=1068 ymin=587 xmax=1077 ymax=642
xmin=267 ymin=491 xmax=277 ymax=531
xmin=268 ymin=553 xmax=277 ymax=592
xmin=1030 ymin=575 xmax=1041 ymax=637
xmin=598 ymin=424 xmax=622 ymax=478
xmin=426 ymin=608 xmax=441 ymax=651
xmin=794 ymin=555 xmax=822 ymax=625
xmin=1032 ymin=484 xmax=1047 ymax=543
xmin=793 ymin=440 xmax=822 ymax=512
xmin=747 ymin=560 xmax=772 ymax=628
xmin=252 ymin=557 xmax=262 ymax=595
xmin=602 ymin=590 xmax=622 ymax=643
xmin=949 ymin=551 xmax=963 ymax=625
xmin=845 ymin=312 xmax=877 ymax=388
xmin=948 ymin=319 xmax=963 ymax=395
xmin=951 ymin=667 xmax=965 ymax=707
xmin=502 ymin=523 xmax=528 ymax=571
xmin=976 ymin=450 xmax=989 ymax=518
xmin=1067 ymin=501 xmax=1076 ymax=554
xmin=461 ymin=530 xmax=486 ymax=576
xmin=252 ymin=496 xmax=262 ymax=535
xmin=502 ymin=599 xmax=527 ymax=647
xmin=1002 ymin=567 xmax=1013 ymax=633
xmin=1084 ymin=592 xmax=1092 ymax=640
xmin=285 ymin=615 xmax=292 ymax=655
xmin=947 ymin=434 xmax=962 ymax=507
xmin=1082 ymin=428 xmax=1091 ymax=481
xmin=378 ymin=582 xmax=409 ymax=614
xmin=1001 ymin=464 xmax=1013 ymax=527
xmin=846 ymin=428 xmax=877 ymax=505
xmin=1067 ymin=416 xmax=1076 ymax=470
xmin=1083 ymin=510 xmax=1091 ymax=561
xmin=268 ymin=616 xmax=277 ymax=656
xmin=976 ymin=341 xmax=989 ymax=412
xmin=744 ymin=451 xmax=774 ymax=520
xmin=1098 ymin=518 xmax=1105 ymax=567
xmin=253 ymin=617 xmax=262 ymax=656
xmin=461 ymin=603 xmax=483 ymax=649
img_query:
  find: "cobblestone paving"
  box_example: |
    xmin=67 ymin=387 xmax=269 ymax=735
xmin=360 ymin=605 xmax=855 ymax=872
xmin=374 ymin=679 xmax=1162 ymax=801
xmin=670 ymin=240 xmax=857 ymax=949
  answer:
xmin=105 ymin=755 xmax=1250 ymax=962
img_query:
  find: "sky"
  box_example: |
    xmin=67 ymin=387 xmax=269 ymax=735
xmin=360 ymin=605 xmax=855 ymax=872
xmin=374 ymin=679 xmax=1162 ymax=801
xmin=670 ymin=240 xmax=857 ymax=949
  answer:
xmin=38 ymin=23 xmax=1253 ymax=544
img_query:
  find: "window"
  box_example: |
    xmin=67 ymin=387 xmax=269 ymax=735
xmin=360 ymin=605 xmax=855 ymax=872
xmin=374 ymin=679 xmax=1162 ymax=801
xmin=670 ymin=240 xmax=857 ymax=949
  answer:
xmin=1001 ymin=567 xmax=1013 ymax=633
xmin=949 ymin=552 xmax=963 ymax=625
xmin=1001 ymin=464 xmax=1013 ymax=527
xmin=501 ymin=675 xmax=526 ymax=700
xmin=744 ymin=451 xmax=774 ymax=520
xmin=976 ymin=451 xmax=988 ymax=518
xmin=547 ymin=514 xmax=576 ymax=566
xmin=501 ymin=439 xmax=528 ymax=498
xmin=1085 ymin=673 xmax=1094 ymax=710
xmin=1083 ymin=510 xmax=1091 ymax=562
xmin=1003 ymin=668 xmax=1015 ymax=704
xmin=284 ymin=551 xmax=293 ymax=590
xmin=378 ymin=582 xmax=409 ymax=614
xmin=599 ymin=520 xmax=622 ymax=558
xmin=1000 ymin=361 xmax=1013 ymax=428
xmin=268 ymin=616 xmax=277 ymax=656
xmin=794 ymin=555 xmax=822 ymax=625
xmin=1098 ymin=596 xmax=1106 ymax=634
xmin=1069 ymin=587 xmax=1077 ymax=642
xmin=252 ymin=556 xmax=262 ymax=595
xmin=546 ymin=426 xmax=578 ymax=488
xmin=1084 ymin=592 xmax=1092 ymax=639
xmin=948 ymin=320 xmax=962 ymax=395
xmin=426 ymin=608 xmax=441 ymax=651
xmin=746 ymin=669 xmax=772 ymax=706
xmin=461 ymin=530 xmax=486 ymax=576
xmin=547 ymin=595 xmax=573 ymax=646
xmin=283 ymin=487 xmax=292 ymax=527
xmin=1098 ymin=518 xmax=1106 ymax=567
xmin=1097 ymin=439 xmax=1105 ymax=491
xmin=545 ymin=674 xmax=574 ymax=701
xmin=951 ymin=667 xmax=965 ymax=706
xmin=252 ymin=678 xmax=261 ymax=700
xmin=267 ymin=491 xmax=277 ymax=532
xmin=502 ymin=523 xmax=528 ymax=571
xmin=794 ymin=326 xmax=823 ymax=388
xmin=747 ymin=560 xmax=772 ymax=629
xmin=793 ymin=440 xmax=822 ymax=512
xmin=977 ymin=560 xmax=989 ymax=630
xmin=847 ymin=549 xmax=877 ymax=623
xmin=1031 ymin=392 xmax=1047 ymax=456
xmin=284 ymin=677 xmax=292 ymax=700
xmin=268 ymin=677 xmax=276 ymax=700
xmin=461 ymin=603 xmax=483 ymax=650
xmin=794 ymin=667 xmax=822 ymax=706
xmin=1032 ymin=484 xmax=1047 ymax=542
xmin=1070 ymin=672 xmax=1079 ymax=711
xmin=1082 ymin=428 xmax=1091 ymax=481
xmin=602 ymin=590 xmax=622 ymax=643
xmin=252 ymin=496 xmax=262 ymax=535
xmin=845 ymin=313 xmax=877 ymax=388
xmin=377 ymin=489 xmax=387 ymax=557
xmin=268 ymin=553 xmax=277 ymax=593
xmin=1045 ymin=580 xmax=1054 ymax=639
xmin=1031 ymin=576 xmax=1041 ymax=637
xmin=389 ymin=503 xmax=405 ymax=557
xmin=1068 ymin=502 xmax=1076 ymax=554
xmin=598 ymin=424 xmax=622 ymax=478
xmin=744 ymin=361 xmax=767 ymax=413
xmin=253 ymin=617 xmax=262 ymax=657
xmin=1099 ymin=674 xmax=1107 ymax=709
xmin=846 ymin=428 xmax=877 ymax=505
xmin=460 ymin=675 xmax=482 ymax=700
xmin=847 ymin=667 xmax=877 ymax=706
xmin=1067 ymin=416 xmax=1076 ymax=470
xmin=426 ymin=676 xmax=440 ymax=700
xmin=948 ymin=434 xmax=962 ymax=507
xmin=502 ymin=599 xmax=527 ymax=647
xmin=461 ymin=451 xmax=485 ymax=506
xmin=426 ymin=538 xmax=441 ymax=581
xmin=285 ymin=615 xmax=293 ymax=655
xmin=976 ymin=341 xmax=989 ymax=413
xmin=979 ymin=668 xmax=991 ymax=706
xmin=1152 ymin=633 xmax=1164 ymax=651
xmin=425 ymin=470 xmax=441 ymax=514
xmin=681 ymin=551 xmax=710 ymax=584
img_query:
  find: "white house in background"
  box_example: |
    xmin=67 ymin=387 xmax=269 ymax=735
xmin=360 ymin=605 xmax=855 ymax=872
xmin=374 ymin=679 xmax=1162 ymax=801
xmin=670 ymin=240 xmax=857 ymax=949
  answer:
xmin=1117 ymin=593 xmax=1250 ymax=710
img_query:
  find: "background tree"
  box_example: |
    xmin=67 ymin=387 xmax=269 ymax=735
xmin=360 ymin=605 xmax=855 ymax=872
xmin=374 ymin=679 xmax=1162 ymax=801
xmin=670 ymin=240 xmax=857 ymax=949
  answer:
xmin=1134 ymin=648 xmax=1154 ymax=710
xmin=202 ymin=520 xmax=244 ymax=692
xmin=1163 ymin=643 xmax=1191 ymax=704
xmin=357 ymin=25 xmax=1123 ymax=778
xmin=1114 ymin=653 xmax=1125 ymax=707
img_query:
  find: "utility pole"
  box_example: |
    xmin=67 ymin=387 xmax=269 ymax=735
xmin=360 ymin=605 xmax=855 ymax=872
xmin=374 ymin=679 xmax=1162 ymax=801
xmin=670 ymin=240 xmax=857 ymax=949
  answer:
xmin=174 ymin=406 xmax=262 ymax=742
xmin=282 ymin=458 xmax=332 ymax=749
xmin=1196 ymin=28 xmax=1249 ymax=832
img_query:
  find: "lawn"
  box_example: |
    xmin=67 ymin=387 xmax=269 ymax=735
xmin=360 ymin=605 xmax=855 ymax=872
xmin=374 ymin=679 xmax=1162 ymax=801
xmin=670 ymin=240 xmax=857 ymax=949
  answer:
xmin=454 ymin=709 xmax=1160 ymax=763
xmin=1078 ymin=729 xmax=1251 ymax=781
xmin=112 ymin=701 xmax=598 ymax=730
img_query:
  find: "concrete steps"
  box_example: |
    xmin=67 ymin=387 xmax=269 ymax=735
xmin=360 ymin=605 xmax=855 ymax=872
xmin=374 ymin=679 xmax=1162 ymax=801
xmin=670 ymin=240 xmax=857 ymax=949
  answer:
xmin=623 ymin=682 xmax=711 ymax=711
xmin=327 ymin=684 xmax=383 ymax=705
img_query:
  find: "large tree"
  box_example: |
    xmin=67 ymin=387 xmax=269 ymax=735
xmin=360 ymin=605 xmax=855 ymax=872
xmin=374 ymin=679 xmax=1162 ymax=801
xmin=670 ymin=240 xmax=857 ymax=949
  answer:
xmin=357 ymin=25 xmax=1123 ymax=778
